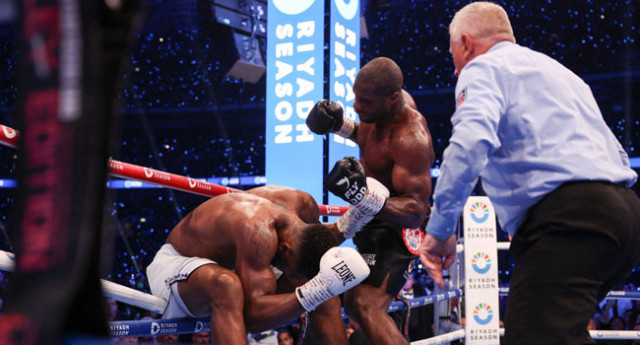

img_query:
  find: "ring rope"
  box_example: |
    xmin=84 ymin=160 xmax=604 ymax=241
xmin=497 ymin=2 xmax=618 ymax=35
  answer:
xmin=497 ymin=286 xmax=640 ymax=300
xmin=456 ymin=241 xmax=510 ymax=253
xmin=105 ymin=292 xmax=463 ymax=338
xmin=409 ymin=329 xmax=640 ymax=345
xmin=108 ymin=313 xmax=640 ymax=342
xmin=0 ymin=124 xmax=347 ymax=217
xmin=0 ymin=247 xmax=462 ymax=321
xmin=109 ymin=317 xmax=211 ymax=338
xmin=2 ymin=228 xmax=638 ymax=340
xmin=0 ymin=249 xmax=167 ymax=314
xmin=101 ymin=279 xmax=167 ymax=315
xmin=100 ymin=282 xmax=640 ymax=341
xmin=410 ymin=329 xmax=465 ymax=345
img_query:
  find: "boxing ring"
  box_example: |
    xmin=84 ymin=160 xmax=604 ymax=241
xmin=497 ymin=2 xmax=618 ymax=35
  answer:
xmin=1 ymin=124 xmax=639 ymax=344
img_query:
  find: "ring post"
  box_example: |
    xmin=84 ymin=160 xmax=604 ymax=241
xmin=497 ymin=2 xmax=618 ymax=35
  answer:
xmin=463 ymin=196 xmax=500 ymax=344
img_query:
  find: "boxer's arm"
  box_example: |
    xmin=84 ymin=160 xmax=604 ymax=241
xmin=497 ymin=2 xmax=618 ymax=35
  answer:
xmin=376 ymin=121 xmax=434 ymax=228
xmin=277 ymin=276 xmax=348 ymax=345
xmin=235 ymin=228 xmax=306 ymax=332
xmin=237 ymin=265 xmax=305 ymax=332
xmin=238 ymin=247 xmax=367 ymax=333
xmin=304 ymin=296 xmax=348 ymax=345
xmin=349 ymin=122 xmax=360 ymax=142
xmin=419 ymin=233 xmax=457 ymax=289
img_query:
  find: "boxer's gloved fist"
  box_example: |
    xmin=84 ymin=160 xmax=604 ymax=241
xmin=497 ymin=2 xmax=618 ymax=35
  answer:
xmin=295 ymin=247 xmax=369 ymax=312
xmin=306 ymin=100 xmax=355 ymax=138
xmin=306 ymin=100 xmax=343 ymax=134
xmin=326 ymin=156 xmax=366 ymax=203
xmin=326 ymin=157 xmax=390 ymax=215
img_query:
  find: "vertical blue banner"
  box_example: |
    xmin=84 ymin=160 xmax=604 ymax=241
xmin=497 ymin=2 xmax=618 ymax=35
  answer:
xmin=266 ymin=0 xmax=324 ymax=202
xmin=329 ymin=0 xmax=360 ymax=207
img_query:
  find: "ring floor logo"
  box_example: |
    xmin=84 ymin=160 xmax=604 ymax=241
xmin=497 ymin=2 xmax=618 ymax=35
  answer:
xmin=470 ymin=201 xmax=490 ymax=223
xmin=272 ymin=0 xmax=314 ymax=15
xmin=473 ymin=303 xmax=494 ymax=325
xmin=471 ymin=252 xmax=492 ymax=274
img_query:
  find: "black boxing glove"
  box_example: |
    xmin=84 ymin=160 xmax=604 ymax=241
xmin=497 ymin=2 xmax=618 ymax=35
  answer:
xmin=306 ymin=100 xmax=355 ymax=138
xmin=326 ymin=157 xmax=389 ymax=215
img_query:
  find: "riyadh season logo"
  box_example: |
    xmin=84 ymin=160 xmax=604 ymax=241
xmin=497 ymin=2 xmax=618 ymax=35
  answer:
xmin=2 ymin=125 xmax=16 ymax=139
xmin=469 ymin=201 xmax=490 ymax=223
xmin=473 ymin=303 xmax=494 ymax=325
xmin=335 ymin=0 xmax=358 ymax=20
xmin=471 ymin=252 xmax=492 ymax=274
xmin=194 ymin=320 xmax=210 ymax=333
xmin=272 ymin=0 xmax=315 ymax=15
xmin=151 ymin=322 xmax=160 ymax=335
xmin=324 ymin=206 xmax=342 ymax=215
xmin=150 ymin=321 xmax=177 ymax=335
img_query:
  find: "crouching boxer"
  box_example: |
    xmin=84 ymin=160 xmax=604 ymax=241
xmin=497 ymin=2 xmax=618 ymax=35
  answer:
xmin=146 ymin=185 xmax=369 ymax=345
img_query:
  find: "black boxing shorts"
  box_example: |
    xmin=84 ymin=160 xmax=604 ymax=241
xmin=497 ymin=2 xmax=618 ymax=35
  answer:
xmin=353 ymin=219 xmax=426 ymax=296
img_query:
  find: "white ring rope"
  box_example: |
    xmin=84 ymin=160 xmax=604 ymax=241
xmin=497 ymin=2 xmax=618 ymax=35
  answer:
xmin=410 ymin=329 xmax=465 ymax=345
xmin=101 ymin=279 xmax=167 ymax=315
xmin=0 ymin=249 xmax=167 ymax=314
xmin=456 ymin=241 xmax=510 ymax=253
xmin=409 ymin=329 xmax=640 ymax=344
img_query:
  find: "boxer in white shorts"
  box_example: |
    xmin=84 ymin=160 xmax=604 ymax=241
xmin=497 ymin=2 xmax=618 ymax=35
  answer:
xmin=145 ymin=185 xmax=371 ymax=345
xmin=147 ymin=243 xmax=216 ymax=319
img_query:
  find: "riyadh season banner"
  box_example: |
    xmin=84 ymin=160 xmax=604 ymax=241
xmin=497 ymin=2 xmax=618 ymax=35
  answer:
xmin=266 ymin=0 xmax=325 ymax=202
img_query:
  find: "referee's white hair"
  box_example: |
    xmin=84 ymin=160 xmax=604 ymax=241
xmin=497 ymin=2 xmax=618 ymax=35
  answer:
xmin=449 ymin=2 xmax=514 ymax=43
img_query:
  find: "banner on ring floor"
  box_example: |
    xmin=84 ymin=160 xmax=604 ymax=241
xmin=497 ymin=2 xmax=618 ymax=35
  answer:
xmin=266 ymin=0 xmax=324 ymax=201
xmin=463 ymin=196 xmax=500 ymax=344
xmin=328 ymin=0 xmax=359 ymax=208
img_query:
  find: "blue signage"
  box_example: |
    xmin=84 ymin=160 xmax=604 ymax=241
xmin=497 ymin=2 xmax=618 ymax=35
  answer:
xmin=328 ymin=0 xmax=360 ymax=207
xmin=266 ymin=0 xmax=325 ymax=202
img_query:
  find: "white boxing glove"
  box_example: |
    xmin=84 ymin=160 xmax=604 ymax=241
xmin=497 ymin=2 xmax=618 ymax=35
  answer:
xmin=335 ymin=177 xmax=390 ymax=239
xmin=295 ymin=247 xmax=370 ymax=312
xmin=357 ymin=177 xmax=391 ymax=215
xmin=336 ymin=206 xmax=373 ymax=239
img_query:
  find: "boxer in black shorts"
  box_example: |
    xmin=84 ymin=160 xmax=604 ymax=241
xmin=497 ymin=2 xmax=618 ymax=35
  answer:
xmin=355 ymin=220 xmax=417 ymax=297
xmin=306 ymin=57 xmax=434 ymax=345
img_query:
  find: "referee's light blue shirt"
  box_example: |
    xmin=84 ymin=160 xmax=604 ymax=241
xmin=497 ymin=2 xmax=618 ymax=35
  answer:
xmin=427 ymin=41 xmax=637 ymax=239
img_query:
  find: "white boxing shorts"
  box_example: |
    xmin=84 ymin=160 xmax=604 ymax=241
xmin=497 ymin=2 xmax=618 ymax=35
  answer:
xmin=146 ymin=243 xmax=216 ymax=319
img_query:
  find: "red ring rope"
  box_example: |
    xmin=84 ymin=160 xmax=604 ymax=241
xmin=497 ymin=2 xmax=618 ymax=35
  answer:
xmin=0 ymin=124 xmax=347 ymax=216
